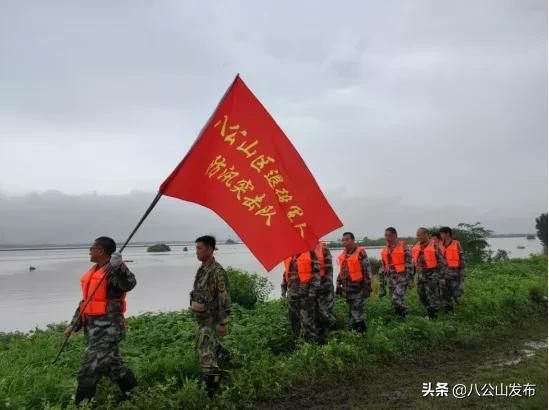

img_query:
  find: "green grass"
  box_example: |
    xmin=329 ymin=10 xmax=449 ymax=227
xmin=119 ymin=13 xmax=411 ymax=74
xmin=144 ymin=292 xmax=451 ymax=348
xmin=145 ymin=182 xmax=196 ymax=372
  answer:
xmin=0 ymin=256 xmax=546 ymax=409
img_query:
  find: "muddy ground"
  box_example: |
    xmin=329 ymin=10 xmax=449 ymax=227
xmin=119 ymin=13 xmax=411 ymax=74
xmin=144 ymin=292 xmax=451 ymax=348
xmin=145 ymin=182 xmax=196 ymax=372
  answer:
xmin=258 ymin=313 xmax=548 ymax=409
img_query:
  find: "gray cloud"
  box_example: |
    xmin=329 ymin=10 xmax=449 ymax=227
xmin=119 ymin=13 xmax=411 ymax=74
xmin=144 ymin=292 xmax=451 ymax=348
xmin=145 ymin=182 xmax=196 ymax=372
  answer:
xmin=0 ymin=0 xmax=546 ymax=236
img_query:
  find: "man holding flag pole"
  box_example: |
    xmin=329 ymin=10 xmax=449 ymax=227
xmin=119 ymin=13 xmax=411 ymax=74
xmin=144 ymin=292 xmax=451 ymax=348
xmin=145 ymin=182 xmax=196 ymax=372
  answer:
xmin=63 ymin=237 xmax=137 ymax=405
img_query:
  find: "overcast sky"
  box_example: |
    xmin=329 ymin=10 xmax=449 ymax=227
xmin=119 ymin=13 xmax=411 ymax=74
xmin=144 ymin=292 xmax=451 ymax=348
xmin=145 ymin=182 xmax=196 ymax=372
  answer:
xmin=0 ymin=0 xmax=547 ymax=243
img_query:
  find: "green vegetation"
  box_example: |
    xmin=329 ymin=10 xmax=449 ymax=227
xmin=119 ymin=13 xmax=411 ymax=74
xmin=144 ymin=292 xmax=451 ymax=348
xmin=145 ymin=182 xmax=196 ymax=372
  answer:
xmin=261 ymin=313 xmax=547 ymax=409
xmin=226 ymin=267 xmax=271 ymax=309
xmin=536 ymin=213 xmax=548 ymax=251
xmin=429 ymin=222 xmax=492 ymax=266
xmin=146 ymin=243 xmax=171 ymax=253
xmin=0 ymin=257 xmax=546 ymax=409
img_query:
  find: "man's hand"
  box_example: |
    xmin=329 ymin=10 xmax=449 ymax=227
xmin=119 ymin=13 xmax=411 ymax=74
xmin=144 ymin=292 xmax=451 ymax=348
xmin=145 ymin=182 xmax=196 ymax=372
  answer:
xmin=216 ymin=323 xmax=228 ymax=337
xmin=110 ymin=252 xmax=123 ymax=269
xmin=63 ymin=325 xmax=73 ymax=338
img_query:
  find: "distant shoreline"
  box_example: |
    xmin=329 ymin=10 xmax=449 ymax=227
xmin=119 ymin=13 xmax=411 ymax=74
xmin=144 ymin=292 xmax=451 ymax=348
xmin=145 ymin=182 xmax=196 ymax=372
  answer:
xmin=0 ymin=234 xmax=536 ymax=252
xmin=0 ymin=242 xmax=218 ymax=252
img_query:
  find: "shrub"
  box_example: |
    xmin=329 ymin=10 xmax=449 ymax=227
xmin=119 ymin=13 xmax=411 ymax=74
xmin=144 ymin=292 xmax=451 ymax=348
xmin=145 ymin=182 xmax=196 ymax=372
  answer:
xmin=227 ymin=267 xmax=271 ymax=309
xmin=146 ymin=243 xmax=171 ymax=252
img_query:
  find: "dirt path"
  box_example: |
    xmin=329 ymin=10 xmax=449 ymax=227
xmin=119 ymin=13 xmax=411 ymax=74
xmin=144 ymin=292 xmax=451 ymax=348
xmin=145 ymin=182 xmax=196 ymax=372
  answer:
xmin=258 ymin=314 xmax=547 ymax=409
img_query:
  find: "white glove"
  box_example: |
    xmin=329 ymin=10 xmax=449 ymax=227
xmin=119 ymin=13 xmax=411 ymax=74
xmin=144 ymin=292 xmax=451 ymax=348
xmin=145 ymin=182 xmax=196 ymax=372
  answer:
xmin=110 ymin=252 xmax=123 ymax=268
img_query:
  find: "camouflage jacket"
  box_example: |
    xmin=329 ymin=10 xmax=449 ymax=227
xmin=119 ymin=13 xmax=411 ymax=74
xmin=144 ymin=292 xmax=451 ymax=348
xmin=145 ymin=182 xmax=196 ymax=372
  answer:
xmin=336 ymin=247 xmax=372 ymax=299
xmin=70 ymin=263 xmax=137 ymax=333
xmin=191 ymin=258 xmax=231 ymax=327
xmin=281 ymin=251 xmax=321 ymax=298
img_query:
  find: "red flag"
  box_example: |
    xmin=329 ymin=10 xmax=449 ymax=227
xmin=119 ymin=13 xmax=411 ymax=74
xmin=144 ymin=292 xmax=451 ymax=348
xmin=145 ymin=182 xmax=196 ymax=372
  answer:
xmin=160 ymin=75 xmax=342 ymax=270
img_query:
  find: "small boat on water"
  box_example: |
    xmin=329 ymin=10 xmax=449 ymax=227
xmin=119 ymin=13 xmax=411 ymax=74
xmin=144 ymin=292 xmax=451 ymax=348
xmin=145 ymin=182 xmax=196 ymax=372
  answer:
xmin=517 ymin=246 xmax=526 ymax=249
xmin=29 ymin=266 xmax=36 ymax=271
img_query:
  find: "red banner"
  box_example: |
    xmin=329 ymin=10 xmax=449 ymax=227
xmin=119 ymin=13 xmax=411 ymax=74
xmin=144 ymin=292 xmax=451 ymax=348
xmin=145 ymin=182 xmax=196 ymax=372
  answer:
xmin=160 ymin=75 xmax=342 ymax=270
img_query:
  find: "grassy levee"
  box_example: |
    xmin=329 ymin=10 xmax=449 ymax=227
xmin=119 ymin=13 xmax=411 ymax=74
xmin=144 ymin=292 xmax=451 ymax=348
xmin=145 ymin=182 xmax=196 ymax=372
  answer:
xmin=0 ymin=257 xmax=546 ymax=409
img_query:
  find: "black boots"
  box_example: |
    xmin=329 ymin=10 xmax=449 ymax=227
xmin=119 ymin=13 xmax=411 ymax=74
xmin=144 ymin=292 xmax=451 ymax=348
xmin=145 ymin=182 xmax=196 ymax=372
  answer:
xmin=75 ymin=384 xmax=96 ymax=406
xmin=395 ymin=306 xmax=407 ymax=318
xmin=204 ymin=373 xmax=221 ymax=398
xmin=75 ymin=371 xmax=137 ymax=405
xmin=351 ymin=320 xmax=367 ymax=333
xmin=118 ymin=369 xmax=138 ymax=397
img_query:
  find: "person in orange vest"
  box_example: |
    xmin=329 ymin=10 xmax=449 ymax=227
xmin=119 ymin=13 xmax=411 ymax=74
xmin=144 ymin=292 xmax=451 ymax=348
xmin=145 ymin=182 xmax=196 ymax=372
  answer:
xmin=336 ymin=232 xmax=371 ymax=332
xmin=431 ymin=231 xmax=442 ymax=246
xmin=314 ymin=241 xmax=336 ymax=334
xmin=411 ymin=228 xmax=447 ymax=318
xmin=64 ymin=236 xmax=137 ymax=405
xmin=281 ymin=250 xmax=321 ymax=341
xmin=439 ymin=226 xmax=467 ymax=310
xmin=377 ymin=227 xmax=414 ymax=317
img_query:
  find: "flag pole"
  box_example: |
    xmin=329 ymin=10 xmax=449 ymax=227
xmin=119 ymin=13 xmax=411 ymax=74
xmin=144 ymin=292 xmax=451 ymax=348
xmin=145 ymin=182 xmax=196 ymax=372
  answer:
xmin=119 ymin=192 xmax=163 ymax=252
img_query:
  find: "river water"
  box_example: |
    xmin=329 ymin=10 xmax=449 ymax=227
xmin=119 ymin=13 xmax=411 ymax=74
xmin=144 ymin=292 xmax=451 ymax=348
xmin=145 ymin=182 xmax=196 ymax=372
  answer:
xmin=0 ymin=238 xmax=542 ymax=332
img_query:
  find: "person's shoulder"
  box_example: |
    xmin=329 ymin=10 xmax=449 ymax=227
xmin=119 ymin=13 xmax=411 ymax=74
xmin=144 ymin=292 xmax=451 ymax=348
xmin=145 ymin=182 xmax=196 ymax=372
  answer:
xmin=213 ymin=261 xmax=228 ymax=276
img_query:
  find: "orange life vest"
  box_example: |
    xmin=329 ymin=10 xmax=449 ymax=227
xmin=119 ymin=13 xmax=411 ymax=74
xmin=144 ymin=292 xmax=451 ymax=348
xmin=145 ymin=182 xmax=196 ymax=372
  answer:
xmin=338 ymin=247 xmax=366 ymax=282
xmin=284 ymin=253 xmax=313 ymax=284
xmin=80 ymin=265 xmax=127 ymax=316
xmin=380 ymin=241 xmax=407 ymax=273
xmin=441 ymin=239 xmax=461 ymax=269
xmin=315 ymin=242 xmax=327 ymax=278
xmin=411 ymin=241 xmax=437 ymax=269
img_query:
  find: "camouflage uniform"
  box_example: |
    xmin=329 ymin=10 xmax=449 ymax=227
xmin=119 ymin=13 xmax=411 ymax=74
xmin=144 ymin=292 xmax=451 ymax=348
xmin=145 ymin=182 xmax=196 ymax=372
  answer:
xmin=415 ymin=242 xmax=446 ymax=317
xmin=336 ymin=248 xmax=371 ymax=332
xmin=316 ymin=246 xmax=336 ymax=332
xmin=377 ymin=244 xmax=414 ymax=316
xmin=441 ymin=240 xmax=466 ymax=310
xmin=281 ymin=251 xmax=321 ymax=341
xmin=190 ymin=258 xmax=231 ymax=384
xmin=70 ymin=263 xmax=137 ymax=402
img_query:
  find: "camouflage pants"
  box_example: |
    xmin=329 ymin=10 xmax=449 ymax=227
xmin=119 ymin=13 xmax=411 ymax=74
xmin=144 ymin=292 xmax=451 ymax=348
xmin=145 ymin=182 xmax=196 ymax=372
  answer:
xmin=77 ymin=323 xmax=130 ymax=390
xmin=417 ymin=269 xmax=440 ymax=314
xmin=388 ymin=273 xmax=409 ymax=312
xmin=441 ymin=269 xmax=461 ymax=310
xmin=196 ymin=325 xmax=224 ymax=376
xmin=288 ymin=293 xmax=318 ymax=341
xmin=346 ymin=294 xmax=365 ymax=325
xmin=315 ymin=282 xmax=336 ymax=330
xmin=455 ymin=271 xmax=466 ymax=300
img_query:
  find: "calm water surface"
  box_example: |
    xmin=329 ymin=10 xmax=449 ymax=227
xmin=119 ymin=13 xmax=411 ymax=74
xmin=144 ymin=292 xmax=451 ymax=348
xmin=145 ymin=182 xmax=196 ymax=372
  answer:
xmin=0 ymin=238 xmax=542 ymax=332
